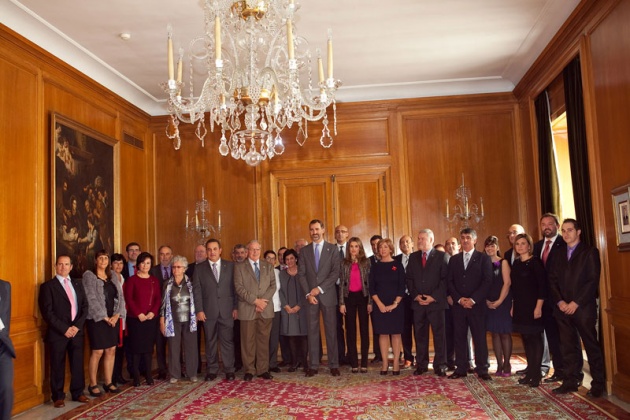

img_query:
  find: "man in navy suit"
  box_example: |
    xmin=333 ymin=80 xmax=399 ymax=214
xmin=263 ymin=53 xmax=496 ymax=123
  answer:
xmin=38 ymin=255 xmax=89 ymax=407
xmin=0 ymin=279 xmax=16 ymax=418
xmin=406 ymin=229 xmax=449 ymax=376
xmin=533 ymin=213 xmax=571 ymax=383
xmin=298 ymin=219 xmax=341 ymax=377
xmin=446 ymin=228 xmax=493 ymax=381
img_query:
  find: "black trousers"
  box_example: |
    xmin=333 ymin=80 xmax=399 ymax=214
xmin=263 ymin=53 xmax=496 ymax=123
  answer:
xmin=288 ymin=335 xmax=307 ymax=368
xmin=413 ymin=307 xmax=446 ymax=369
xmin=155 ymin=323 xmax=168 ymax=375
xmin=0 ymin=343 xmax=14 ymax=419
xmin=48 ymin=336 xmax=85 ymax=401
xmin=555 ymin=303 xmax=605 ymax=388
xmin=452 ymin=306 xmax=488 ymax=375
xmin=344 ymin=291 xmax=370 ymax=368
xmin=521 ymin=331 xmax=544 ymax=381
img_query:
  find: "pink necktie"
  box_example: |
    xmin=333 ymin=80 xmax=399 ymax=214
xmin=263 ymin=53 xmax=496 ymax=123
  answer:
xmin=63 ymin=278 xmax=77 ymax=321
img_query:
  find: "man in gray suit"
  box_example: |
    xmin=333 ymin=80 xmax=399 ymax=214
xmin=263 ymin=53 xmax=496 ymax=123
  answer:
xmin=234 ymin=240 xmax=276 ymax=381
xmin=298 ymin=219 xmax=341 ymax=377
xmin=0 ymin=279 xmax=16 ymax=419
xmin=193 ymin=239 xmax=238 ymax=381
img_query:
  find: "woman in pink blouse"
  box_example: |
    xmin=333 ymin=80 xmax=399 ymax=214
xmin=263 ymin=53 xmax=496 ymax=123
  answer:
xmin=123 ymin=252 xmax=161 ymax=387
xmin=339 ymin=237 xmax=372 ymax=373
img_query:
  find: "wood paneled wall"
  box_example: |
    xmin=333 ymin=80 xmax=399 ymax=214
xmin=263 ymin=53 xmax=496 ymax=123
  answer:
xmin=514 ymin=0 xmax=630 ymax=402
xmin=0 ymin=25 xmax=153 ymax=414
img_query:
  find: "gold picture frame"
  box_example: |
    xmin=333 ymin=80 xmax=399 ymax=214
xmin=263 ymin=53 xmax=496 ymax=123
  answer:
xmin=611 ymin=184 xmax=630 ymax=251
xmin=51 ymin=113 xmax=119 ymax=276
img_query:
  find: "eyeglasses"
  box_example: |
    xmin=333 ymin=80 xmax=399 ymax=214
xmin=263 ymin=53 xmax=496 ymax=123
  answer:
xmin=172 ymin=266 xmax=186 ymax=269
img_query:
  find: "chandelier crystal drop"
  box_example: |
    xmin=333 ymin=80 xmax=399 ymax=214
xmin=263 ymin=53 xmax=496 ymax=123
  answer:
xmin=162 ymin=0 xmax=341 ymax=166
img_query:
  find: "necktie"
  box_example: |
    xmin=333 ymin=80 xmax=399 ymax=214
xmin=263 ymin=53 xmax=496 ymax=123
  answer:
xmin=63 ymin=278 xmax=77 ymax=321
xmin=133 ymin=264 xmax=137 ymax=275
xmin=163 ymin=266 xmax=169 ymax=281
xmin=422 ymin=252 xmax=427 ymax=268
xmin=254 ymin=262 xmax=260 ymax=282
xmin=542 ymin=240 xmax=552 ymax=266
xmin=314 ymin=243 xmax=320 ymax=271
xmin=212 ymin=263 xmax=219 ymax=283
xmin=463 ymin=252 xmax=470 ymax=269
xmin=339 ymin=246 xmax=344 ymax=260
xmin=403 ymin=254 xmax=409 ymax=269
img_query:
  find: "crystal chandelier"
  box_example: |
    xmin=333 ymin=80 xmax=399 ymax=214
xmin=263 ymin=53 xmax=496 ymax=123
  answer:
xmin=445 ymin=174 xmax=485 ymax=230
xmin=162 ymin=0 xmax=341 ymax=167
xmin=185 ymin=188 xmax=222 ymax=242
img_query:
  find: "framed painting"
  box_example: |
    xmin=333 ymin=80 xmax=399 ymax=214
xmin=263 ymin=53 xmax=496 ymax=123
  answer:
xmin=611 ymin=184 xmax=630 ymax=252
xmin=51 ymin=113 xmax=119 ymax=276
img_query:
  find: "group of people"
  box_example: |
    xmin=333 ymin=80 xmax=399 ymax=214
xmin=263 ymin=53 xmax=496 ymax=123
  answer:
xmin=36 ymin=215 xmax=606 ymax=408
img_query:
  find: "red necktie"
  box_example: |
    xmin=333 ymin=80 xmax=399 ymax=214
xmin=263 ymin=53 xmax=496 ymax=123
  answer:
xmin=63 ymin=278 xmax=77 ymax=321
xmin=542 ymin=240 xmax=552 ymax=266
xmin=422 ymin=252 xmax=427 ymax=268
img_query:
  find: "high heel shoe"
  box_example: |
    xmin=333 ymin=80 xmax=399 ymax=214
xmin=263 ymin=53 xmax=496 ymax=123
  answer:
xmin=351 ymin=368 xmax=359 ymax=373
xmin=88 ymin=384 xmax=102 ymax=397
xmin=380 ymin=370 xmax=388 ymax=375
xmin=360 ymin=367 xmax=368 ymax=374
xmin=392 ymin=370 xmax=401 ymax=376
xmin=104 ymin=383 xmax=120 ymax=393
xmin=502 ymin=363 xmax=512 ymax=377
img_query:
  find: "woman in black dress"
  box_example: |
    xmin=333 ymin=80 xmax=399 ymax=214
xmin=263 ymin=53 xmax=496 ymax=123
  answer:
xmin=369 ymin=238 xmax=406 ymax=375
xmin=279 ymin=249 xmax=308 ymax=372
xmin=83 ymin=250 xmax=125 ymax=396
xmin=483 ymin=236 xmax=513 ymax=376
xmin=511 ymin=233 xmax=546 ymax=387
xmin=339 ymin=237 xmax=372 ymax=373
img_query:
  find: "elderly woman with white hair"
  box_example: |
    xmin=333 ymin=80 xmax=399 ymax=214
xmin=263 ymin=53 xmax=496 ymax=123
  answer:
xmin=160 ymin=255 xmax=198 ymax=383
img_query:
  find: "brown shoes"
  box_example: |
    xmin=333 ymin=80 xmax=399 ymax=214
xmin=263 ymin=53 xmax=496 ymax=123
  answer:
xmin=73 ymin=395 xmax=90 ymax=403
xmin=53 ymin=399 xmax=65 ymax=408
xmin=330 ymin=368 xmax=341 ymax=377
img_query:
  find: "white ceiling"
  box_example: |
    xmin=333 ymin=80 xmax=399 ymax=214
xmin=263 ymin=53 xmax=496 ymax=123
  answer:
xmin=2 ymin=0 xmax=579 ymax=116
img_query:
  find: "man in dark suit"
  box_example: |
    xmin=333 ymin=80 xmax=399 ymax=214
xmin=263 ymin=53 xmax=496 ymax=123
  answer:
xmin=533 ymin=213 xmax=570 ymax=384
xmin=447 ymin=228 xmax=493 ymax=381
xmin=368 ymin=234 xmax=383 ymax=364
xmin=396 ymin=234 xmax=416 ymax=369
xmin=0 ymin=279 xmax=16 ymax=419
xmin=504 ymin=224 xmax=525 ymax=266
xmin=193 ymin=239 xmax=238 ymax=381
xmin=234 ymin=240 xmax=276 ymax=381
xmin=38 ymin=255 xmax=89 ymax=407
xmin=122 ymin=242 xmax=141 ymax=279
xmin=406 ymin=229 xmax=449 ymax=376
xmin=298 ymin=219 xmax=341 ymax=377
xmin=549 ymin=219 xmax=605 ymax=398
xmin=150 ymin=245 xmax=173 ymax=379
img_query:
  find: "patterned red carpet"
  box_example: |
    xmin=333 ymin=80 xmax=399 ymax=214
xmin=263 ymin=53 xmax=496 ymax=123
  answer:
xmin=64 ymin=357 xmax=624 ymax=419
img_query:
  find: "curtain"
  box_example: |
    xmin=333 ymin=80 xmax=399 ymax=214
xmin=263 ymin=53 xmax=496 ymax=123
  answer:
xmin=563 ymin=56 xmax=595 ymax=247
xmin=535 ymin=90 xmax=561 ymax=215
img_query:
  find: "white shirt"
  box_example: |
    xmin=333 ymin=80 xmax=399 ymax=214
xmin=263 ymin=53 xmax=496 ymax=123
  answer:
xmin=272 ymin=270 xmax=281 ymax=312
xmin=208 ymin=259 xmax=221 ymax=279
xmin=539 ymin=234 xmax=559 ymax=258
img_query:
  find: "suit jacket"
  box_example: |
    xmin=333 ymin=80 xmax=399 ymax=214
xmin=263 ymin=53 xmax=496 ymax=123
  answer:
xmin=533 ymin=235 xmax=566 ymax=272
xmin=548 ymin=242 xmax=601 ymax=310
xmin=122 ymin=261 xmax=134 ymax=281
xmin=405 ymin=249 xmax=449 ymax=310
xmin=0 ymin=280 xmax=16 ymax=358
xmin=298 ymin=241 xmax=341 ymax=307
xmin=150 ymin=264 xmax=171 ymax=287
xmin=192 ymin=259 xmax=237 ymax=321
xmin=447 ymin=250 xmax=492 ymax=313
xmin=38 ymin=276 xmax=88 ymax=342
xmin=504 ymin=248 xmax=515 ymax=266
xmin=234 ymin=260 xmax=276 ymax=320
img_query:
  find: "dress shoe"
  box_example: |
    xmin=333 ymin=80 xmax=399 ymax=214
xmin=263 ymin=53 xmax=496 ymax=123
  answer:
xmin=446 ymin=363 xmax=456 ymax=371
xmin=226 ymin=373 xmax=235 ymax=381
xmin=145 ymin=378 xmax=154 ymax=386
xmin=413 ymin=367 xmax=428 ymax=376
xmin=258 ymin=372 xmax=273 ymax=380
xmin=587 ymin=387 xmax=605 ymax=398
xmin=330 ymin=368 xmax=341 ymax=377
xmin=371 ymin=357 xmax=382 ymax=364
xmin=53 ymin=399 xmax=65 ymax=408
xmin=73 ymin=395 xmax=89 ymax=403
xmin=436 ymin=369 xmax=447 ymax=377
xmin=552 ymin=383 xmax=579 ymax=394
xmin=278 ymin=361 xmax=289 ymax=367
xmin=479 ymin=373 xmax=493 ymax=381
xmin=114 ymin=376 xmax=129 ymax=385
xmin=448 ymin=372 xmax=467 ymax=379
xmin=529 ymin=380 xmax=540 ymax=388
xmin=516 ymin=368 xmax=528 ymax=375
xmin=544 ymin=374 xmax=563 ymax=383
xmin=288 ymin=366 xmax=297 ymax=373
xmin=270 ymin=367 xmax=281 ymax=373
xmin=205 ymin=373 xmax=218 ymax=381
xmin=305 ymin=369 xmax=318 ymax=377
xmin=244 ymin=373 xmax=254 ymax=381
xmin=360 ymin=367 xmax=368 ymax=373
xmin=518 ymin=377 xmax=531 ymax=385
xmin=467 ymin=367 xmax=476 ymax=374
xmin=133 ymin=380 xmax=141 ymax=387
